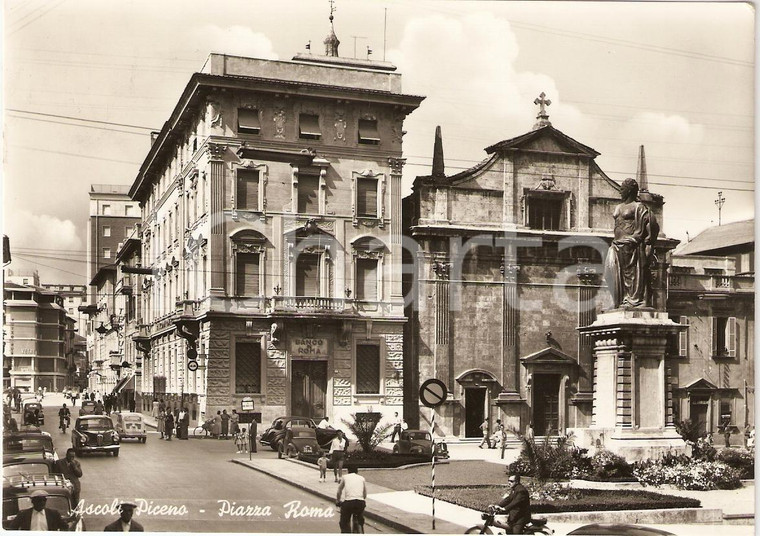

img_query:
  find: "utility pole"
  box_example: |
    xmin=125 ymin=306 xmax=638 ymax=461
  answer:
xmin=714 ymin=191 xmax=726 ymax=226
xmin=351 ymin=35 xmax=366 ymax=58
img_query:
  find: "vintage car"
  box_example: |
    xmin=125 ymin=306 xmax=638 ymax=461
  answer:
xmin=111 ymin=412 xmax=147 ymax=443
xmin=2 ymin=474 xmax=84 ymax=530
xmin=278 ymin=426 xmax=323 ymax=459
xmin=392 ymin=429 xmax=449 ymax=459
xmin=21 ymin=402 xmax=44 ymax=426
xmin=567 ymin=524 xmax=675 ymax=535
xmin=72 ymin=415 xmax=120 ymax=456
xmin=3 ymin=431 xmax=57 ymax=461
xmin=78 ymin=400 xmax=97 ymax=416
xmin=260 ymin=416 xmax=339 ymax=452
xmin=3 ymin=453 xmax=58 ymax=478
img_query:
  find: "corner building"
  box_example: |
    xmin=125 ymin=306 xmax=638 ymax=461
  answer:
xmin=129 ymin=46 xmax=423 ymax=425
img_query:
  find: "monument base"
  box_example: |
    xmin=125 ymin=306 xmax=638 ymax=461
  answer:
xmin=568 ymin=426 xmax=687 ymax=461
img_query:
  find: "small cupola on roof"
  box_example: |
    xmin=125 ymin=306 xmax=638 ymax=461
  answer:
xmin=532 ymin=92 xmax=552 ymax=130
xmin=324 ymin=0 xmax=340 ymax=57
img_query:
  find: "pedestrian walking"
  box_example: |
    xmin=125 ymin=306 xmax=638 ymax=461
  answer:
xmin=164 ymin=411 xmax=175 ymax=440
xmin=55 ymin=448 xmax=82 ymax=507
xmin=329 ymin=429 xmax=348 ymax=482
xmin=390 ymin=412 xmax=402 ymax=443
xmin=491 ymin=419 xmax=504 ymax=450
xmin=336 ymin=466 xmax=367 ymax=533
xmin=157 ymin=409 xmax=166 ymax=439
xmin=151 ymin=398 xmax=158 ymax=418
xmin=94 ymin=400 xmax=105 ymax=415
xmin=179 ymin=407 xmax=190 ymax=440
xmin=479 ymin=418 xmax=491 ymax=449
xmin=103 ymin=501 xmax=144 ymax=532
xmin=158 ymin=398 xmax=166 ymax=415
xmin=230 ymin=409 xmax=240 ymax=436
xmin=89 ymin=392 xmax=95 ymax=402
xmin=221 ymin=409 xmax=231 ymax=439
xmin=212 ymin=410 xmax=222 ymax=439
xmin=129 ymin=397 xmax=136 ymax=413
xmin=317 ymin=451 xmax=328 ymax=482
xmin=721 ymin=417 xmax=732 ymax=447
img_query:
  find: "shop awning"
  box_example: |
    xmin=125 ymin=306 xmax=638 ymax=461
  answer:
xmin=112 ymin=374 xmax=135 ymax=394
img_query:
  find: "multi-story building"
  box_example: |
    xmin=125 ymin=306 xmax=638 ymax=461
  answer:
xmin=42 ymin=284 xmax=88 ymax=338
xmin=667 ymin=219 xmax=754 ymax=444
xmin=4 ymin=282 xmax=71 ymax=391
xmin=402 ymin=102 xmax=677 ymax=437
xmin=127 ymin=24 xmax=423 ymax=425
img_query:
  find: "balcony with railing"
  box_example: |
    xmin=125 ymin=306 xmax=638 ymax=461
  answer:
xmin=270 ymin=296 xmax=351 ymax=314
xmin=668 ymin=273 xmax=754 ymax=294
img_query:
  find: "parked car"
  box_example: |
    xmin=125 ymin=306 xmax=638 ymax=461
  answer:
xmin=78 ymin=400 xmax=96 ymax=416
xmin=260 ymin=416 xmax=339 ymax=452
xmin=3 ymin=431 xmax=57 ymax=461
xmin=71 ymin=415 xmax=120 ymax=456
xmin=392 ymin=429 xmax=449 ymax=459
xmin=566 ymin=524 xmax=675 ymax=535
xmin=21 ymin=402 xmax=44 ymax=426
xmin=111 ymin=412 xmax=147 ymax=443
xmin=278 ymin=426 xmax=323 ymax=459
xmin=2 ymin=474 xmax=84 ymax=530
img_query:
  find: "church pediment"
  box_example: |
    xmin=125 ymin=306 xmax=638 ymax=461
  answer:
xmin=521 ymin=347 xmax=578 ymax=366
xmin=485 ymin=126 xmax=600 ymax=158
xmin=684 ymin=378 xmax=719 ymax=391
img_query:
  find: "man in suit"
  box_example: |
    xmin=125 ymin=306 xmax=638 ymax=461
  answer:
xmin=498 ymin=474 xmax=531 ymax=534
xmin=7 ymin=489 xmax=67 ymax=531
xmin=55 ymin=448 xmax=83 ymax=506
xmin=104 ymin=501 xmax=144 ymax=532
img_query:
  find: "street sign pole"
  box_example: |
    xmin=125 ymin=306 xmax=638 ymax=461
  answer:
xmin=431 ymin=407 xmax=436 ymax=530
xmin=418 ymin=378 xmax=448 ymax=532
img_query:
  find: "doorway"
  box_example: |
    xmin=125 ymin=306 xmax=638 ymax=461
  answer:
xmin=291 ymin=360 xmax=327 ymax=420
xmin=533 ymin=374 xmax=560 ymax=435
xmin=465 ymin=387 xmax=486 ymax=438
xmin=690 ymin=396 xmax=709 ymax=436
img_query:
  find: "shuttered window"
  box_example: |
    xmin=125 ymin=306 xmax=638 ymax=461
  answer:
xmin=356 ymin=258 xmax=378 ymax=301
xmin=299 ymin=114 xmax=321 ymax=140
xmin=357 ymin=179 xmax=378 ymax=217
xmin=236 ymin=253 xmax=260 ymax=296
xmin=356 ymin=344 xmax=380 ymax=394
xmin=297 ymin=175 xmax=319 ymax=214
xmin=235 ymin=341 xmax=261 ymax=393
xmin=236 ymin=170 xmax=259 ymax=211
xmin=295 ymin=253 xmax=320 ymax=297
xmin=358 ymin=118 xmax=380 ymax=145
xmin=238 ymin=108 xmax=261 ymax=134
xmin=678 ymin=316 xmax=689 ymax=357
xmin=711 ymin=316 xmax=737 ymax=358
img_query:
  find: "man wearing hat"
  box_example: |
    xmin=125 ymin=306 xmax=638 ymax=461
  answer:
xmin=104 ymin=500 xmax=144 ymax=532
xmin=7 ymin=489 xmax=67 ymax=531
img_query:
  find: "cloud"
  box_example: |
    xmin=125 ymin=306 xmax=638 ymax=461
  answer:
xmin=194 ymin=25 xmax=279 ymax=59
xmin=4 ymin=211 xmax=85 ymax=283
xmin=625 ymin=112 xmax=704 ymax=144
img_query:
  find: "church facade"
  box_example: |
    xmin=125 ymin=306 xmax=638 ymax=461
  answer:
xmin=403 ymin=100 xmax=678 ymax=438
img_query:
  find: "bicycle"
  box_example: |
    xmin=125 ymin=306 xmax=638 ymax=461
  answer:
xmin=336 ymin=502 xmax=365 ymax=533
xmin=193 ymin=419 xmax=214 ymax=438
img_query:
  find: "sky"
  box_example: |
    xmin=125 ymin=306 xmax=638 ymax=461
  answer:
xmin=2 ymin=0 xmax=755 ymax=284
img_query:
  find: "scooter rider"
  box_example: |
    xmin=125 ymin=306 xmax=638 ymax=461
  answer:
xmin=58 ymin=403 xmax=71 ymax=431
xmin=498 ymin=474 xmax=531 ymax=534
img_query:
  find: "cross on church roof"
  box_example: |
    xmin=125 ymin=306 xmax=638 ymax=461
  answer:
xmin=532 ymin=92 xmax=552 ymax=130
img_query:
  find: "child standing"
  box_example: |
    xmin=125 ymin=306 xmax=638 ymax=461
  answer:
xmin=317 ymin=451 xmax=328 ymax=482
xmin=236 ymin=427 xmax=248 ymax=454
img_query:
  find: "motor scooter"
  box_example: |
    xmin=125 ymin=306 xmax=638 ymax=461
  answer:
xmin=464 ymin=505 xmax=553 ymax=535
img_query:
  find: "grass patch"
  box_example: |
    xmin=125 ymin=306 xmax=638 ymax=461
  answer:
xmin=415 ymin=484 xmax=701 ymax=513
xmin=361 ymin=460 xmax=508 ymax=491
xmin=299 ymin=451 xmax=430 ymax=469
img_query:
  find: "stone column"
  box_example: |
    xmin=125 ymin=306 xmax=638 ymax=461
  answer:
xmin=501 ymin=263 xmax=520 ymax=394
xmin=432 ymin=259 xmax=451 ymax=390
xmin=208 ymin=143 xmax=227 ymax=297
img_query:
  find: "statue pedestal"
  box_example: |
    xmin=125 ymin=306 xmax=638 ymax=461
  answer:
xmin=576 ymin=309 xmax=686 ymax=461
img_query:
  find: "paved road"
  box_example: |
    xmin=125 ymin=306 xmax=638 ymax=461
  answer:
xmin=22 ymin=395 xmax=396 ymax=533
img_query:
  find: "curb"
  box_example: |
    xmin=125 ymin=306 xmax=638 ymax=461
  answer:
xmin=230 ymin=459 xmax=425 ymax=534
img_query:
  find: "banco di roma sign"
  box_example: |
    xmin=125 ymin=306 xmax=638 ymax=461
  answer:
xmin=289 ymin=337 xmax=330 ymax=358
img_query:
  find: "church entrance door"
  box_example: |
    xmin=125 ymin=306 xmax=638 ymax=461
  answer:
xmin=464 ymin=387 xmax=486 ymax=438
xmin=291 ymin=360 xmax=327 ymax=420
xmin=690 ymin=396 xmax=709 ymax=436
xmin=533 ymin=374 xmax=560 ymax=436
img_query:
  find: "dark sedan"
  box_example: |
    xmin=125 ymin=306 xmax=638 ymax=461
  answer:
xmin=260 ymin=416 xmax=339 ymax=451
xmin=3 ymin=431 xmax=57 ymax=461
xmin=72 ymin=415 xmax=120 ymax=456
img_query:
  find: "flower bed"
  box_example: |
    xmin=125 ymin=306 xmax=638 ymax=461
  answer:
xmin=633 ymin=458 xmax=742 ymax=490
xmin=414 ymin=483 xmax=701 ymax=513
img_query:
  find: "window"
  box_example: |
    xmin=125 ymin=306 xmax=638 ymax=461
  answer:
xmin=720 ymin=399 xmax=733 ymax=425
xmin=297 ymin=175 xmax=319 ymax=214
xmin=295 ymin=253 xmax=320 ymax=297
xmin=236 ymin=253 xmax=260 ymax=296
xmin=668 ymin=315 xmax=689 ymax=357
xmin=358 ymin=118 xmax=380 ymax=145
xmin=357 ymin=178 xmax=378 ymax=217
xmin=238 ymin=109 xmax=261 ymax=134
xmin=299 ymin=114 xmax=321 ymax=140
xmin=527 ymin=195 xmax=563 ymax=230
xmin=103 ymin=248 xmax=111 ymax=259
xmin=235 ymin=341 xmax=261 ymax=393
xmin=356 ymin=258 xmax=378 ymax=301
xmin=103 ymin=226 xmax=111 ymax=237
xmin=356 ymin=344 xmax=380 ymax=394
xmin=236 ymin=170 xmax=259 ymax=211
xmin=712 ymin=316 xmax=737 ymax=358
xmin=102 ymin=204 xmax=111 ymax=216
xmin=125 ymin=205 xmax=136 ymax=217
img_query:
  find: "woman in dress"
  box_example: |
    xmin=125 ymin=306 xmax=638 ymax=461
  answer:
xmin=212 ymin=410 xmax=222 ymax=439
xmin=230 ymin=409 xmax=240 ymax=437
xmin=157 ymin=408 xmax=165 ymax=439
xmin=164 ymin=410 xmax=175 ymax=441
xmin=329 ymin=430 xmax=348 ymax=482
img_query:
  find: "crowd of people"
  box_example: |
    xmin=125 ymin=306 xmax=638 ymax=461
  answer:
xmin=151 ymin=399 xmax=194 ymax=440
